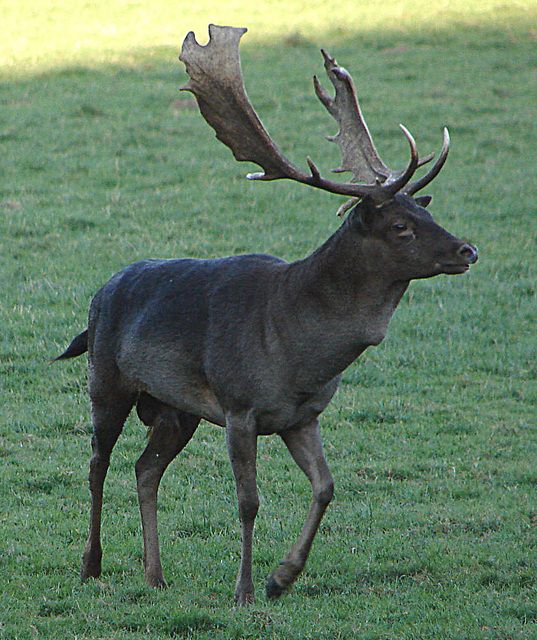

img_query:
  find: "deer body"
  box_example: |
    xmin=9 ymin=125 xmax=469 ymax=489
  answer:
xmin=92 ymin=252 xmax=342 ymax=434
xmin=57 ymin=26 xmax=477 ymax=604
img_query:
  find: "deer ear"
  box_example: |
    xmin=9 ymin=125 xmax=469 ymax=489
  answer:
xmin=415 ymin=195 xmax=432 ymax=208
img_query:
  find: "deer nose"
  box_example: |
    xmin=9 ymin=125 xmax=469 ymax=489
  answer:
xmin=458 ymin=242 xmax=478 ymax=264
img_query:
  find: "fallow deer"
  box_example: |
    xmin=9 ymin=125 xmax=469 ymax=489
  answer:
xmin=57 ymin=25 xmax=477 ymax=604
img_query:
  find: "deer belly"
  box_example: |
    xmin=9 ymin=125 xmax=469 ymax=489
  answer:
xmin=254 ymin=379 xmax=340 ymax=435
xmin=146 ymin=380 xmax=226 ymax=427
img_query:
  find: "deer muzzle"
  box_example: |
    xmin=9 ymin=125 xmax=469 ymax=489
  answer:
xmin=438 ymin=242 xmax=478 ymax=274
xmin=458 ymin=242 xmax=478 ymax=264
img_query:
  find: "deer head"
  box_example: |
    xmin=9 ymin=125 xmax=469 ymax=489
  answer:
xmin=179 ymin=25 xmax=450 ymax=212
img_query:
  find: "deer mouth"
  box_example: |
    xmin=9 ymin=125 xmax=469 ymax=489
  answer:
xmin=439 ymin=263 xmax=470 ymax=275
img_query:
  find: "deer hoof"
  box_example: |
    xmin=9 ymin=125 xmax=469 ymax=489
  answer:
xmin=145 ymin=574 xmax=168 ymax=589
xmin=234 ymin=591 xmax=256 ymax=606
xmin=266 ymin=576 xmax=286 ymax=599
xmin=81 ymin=549 xmax=102 ymax=582
xmin=80 ymin=565 xmax=101 ymax=582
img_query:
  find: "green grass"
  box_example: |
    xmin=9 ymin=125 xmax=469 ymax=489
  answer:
xmin=1 ymin=1 xmax=536 ymax=638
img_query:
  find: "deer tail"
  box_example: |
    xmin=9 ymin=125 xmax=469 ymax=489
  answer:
xmin=54 ymin=329 xmax=88 ymax=361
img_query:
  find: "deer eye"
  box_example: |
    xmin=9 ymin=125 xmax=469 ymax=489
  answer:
xmin=392 ymin=222 xmax=415 ymax=239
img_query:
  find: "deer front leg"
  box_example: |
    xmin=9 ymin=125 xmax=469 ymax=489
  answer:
xmin=266 ymin=420 xmax=334 ymax=599
xmin=226 ymin=410 xmax=259 ymax=605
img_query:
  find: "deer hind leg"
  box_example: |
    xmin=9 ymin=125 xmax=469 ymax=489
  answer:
xmin=266 ymin=419 xmax=334 ymax=599
xmin=135 ymin=393 xmax=200 ymax=588
xmin=225 ymin=410 xmax=259 ymax=605
xmin=81 ymin=388 xmax=135 ymax=582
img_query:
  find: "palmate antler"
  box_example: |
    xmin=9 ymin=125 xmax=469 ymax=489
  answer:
xmin=179 ymin=25 xmax=449 ymax=207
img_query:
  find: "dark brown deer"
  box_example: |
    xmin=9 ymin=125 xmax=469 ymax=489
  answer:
xmin=56 ymin=25 xmax=477 ymax=605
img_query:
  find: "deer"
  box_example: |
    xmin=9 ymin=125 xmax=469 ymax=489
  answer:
xmin=56 ymin=25 xmax=478 ymax=605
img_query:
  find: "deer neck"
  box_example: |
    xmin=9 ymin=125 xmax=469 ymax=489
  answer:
xmin=281 ymin=223 xmax=409 ymax=380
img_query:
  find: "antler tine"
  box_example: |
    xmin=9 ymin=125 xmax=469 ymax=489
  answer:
xmin=403 ymin=127 xmax=450 ymax=195
xmin=334 ymin=124 xmax=419 ymax=217
xmin=382 ymin=124 xmax=419 ymax=195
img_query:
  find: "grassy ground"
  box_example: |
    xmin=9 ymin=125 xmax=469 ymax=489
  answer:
xmin=1 ymin=1 xmax=536 ymax=638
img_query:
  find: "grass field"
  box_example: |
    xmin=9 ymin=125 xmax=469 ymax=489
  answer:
xmin=1 ymin=1 xmax=536 ymax=638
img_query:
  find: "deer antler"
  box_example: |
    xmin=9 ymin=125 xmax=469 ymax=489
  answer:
xmin=403 ymin=127 xmax=450 ymax=195
xmin=314 ymin=50 xmax=436 ymax=185
xmin=180 ymin=25 xmax=447 ymax=204
xmin=313 ymin=49 xmax=444 ymax=214
xmin=180 ymin=26 xmax=299 ymax=182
